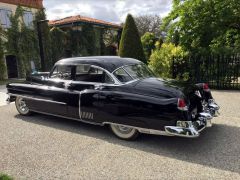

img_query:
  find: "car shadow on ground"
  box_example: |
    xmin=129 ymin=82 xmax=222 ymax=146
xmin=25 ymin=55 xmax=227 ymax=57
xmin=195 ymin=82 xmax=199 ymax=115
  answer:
xmin=15 ymin=113 xmax=240 ymax=174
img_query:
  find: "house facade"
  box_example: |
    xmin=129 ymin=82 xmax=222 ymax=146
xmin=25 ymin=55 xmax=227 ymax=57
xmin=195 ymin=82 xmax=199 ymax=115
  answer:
xmin=0 ymin=0 xmax=43 ymax=79
xmin=0 ymin=0 xmax=42 ymax=29
xmin=48 ymin=15 xmax=122 ymax=58
xmin=0 ymin=1 xmax=122 ymax=79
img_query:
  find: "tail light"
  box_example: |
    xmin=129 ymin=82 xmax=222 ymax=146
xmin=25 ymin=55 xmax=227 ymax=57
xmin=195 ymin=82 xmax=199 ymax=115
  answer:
xmin=203 ymin=83 xmax=210 ymax=92
xmin=177 ymin=98 xmax=188 ymax=111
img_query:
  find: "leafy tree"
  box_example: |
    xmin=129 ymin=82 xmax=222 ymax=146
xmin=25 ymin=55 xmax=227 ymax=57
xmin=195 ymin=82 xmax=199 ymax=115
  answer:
xmin=119 ymin=14 xmax=146 ymax=63
xmin=162 ymin=0 xmax=240 ymax=53
xmin=172 ymin=30 xmax=180 ymax=46
xmin=135 ymin=15 xmax=162 ymax=37
xmin=149 ymin=43 xmax=188 ymax=78
xmin=141 ymin=32 xmax=157 ymax=61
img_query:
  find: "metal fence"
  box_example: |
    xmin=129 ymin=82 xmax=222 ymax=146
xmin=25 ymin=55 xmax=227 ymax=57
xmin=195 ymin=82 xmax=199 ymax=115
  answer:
xmin=172 ymin=54 xmax=240 ymax=90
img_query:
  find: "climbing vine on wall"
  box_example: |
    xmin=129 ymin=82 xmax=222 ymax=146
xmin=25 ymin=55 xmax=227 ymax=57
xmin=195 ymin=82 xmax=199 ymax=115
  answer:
xmin=5 ymin=6 xmax=40 ymax=77
xmin=3 ymin=5 xmax=119 ymax=78
xmin=50 ymin=27 xmax=66 ymax=64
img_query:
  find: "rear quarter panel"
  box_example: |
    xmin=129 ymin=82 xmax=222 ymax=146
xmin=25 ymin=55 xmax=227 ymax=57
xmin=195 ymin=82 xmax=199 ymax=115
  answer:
xmin=97 ymin=85 xmax=186 ymax=131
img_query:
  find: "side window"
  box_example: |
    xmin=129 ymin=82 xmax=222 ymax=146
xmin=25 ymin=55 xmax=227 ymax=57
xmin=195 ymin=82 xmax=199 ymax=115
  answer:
xmin=23 ymin=11 xmax=33 ymax=28
xmin=0 ymin=9 xmax=12 ymax=28
xmin=113 ymin=68 xmax=133 ymax=83
xmin=50 ymin=65 xmax=72 ymax=80
xmin=74 ymin=65 xmax=114 ymax=84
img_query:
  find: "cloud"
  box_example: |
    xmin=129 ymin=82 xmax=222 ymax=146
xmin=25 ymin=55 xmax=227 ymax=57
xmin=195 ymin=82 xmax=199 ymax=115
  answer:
xmin=43 ymin=0 xmax=172 ymax=23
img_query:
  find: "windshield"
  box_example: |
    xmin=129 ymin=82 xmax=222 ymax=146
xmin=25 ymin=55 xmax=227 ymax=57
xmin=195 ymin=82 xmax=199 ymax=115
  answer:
xmin=113 ymin=64 xmax=155 ymax=83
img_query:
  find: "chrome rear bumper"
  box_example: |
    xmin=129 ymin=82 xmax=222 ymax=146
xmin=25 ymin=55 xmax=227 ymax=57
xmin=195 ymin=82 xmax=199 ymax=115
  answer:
xmin=204 ymin=99 xmax=220 ymax=117
xmin=165 ymin=112 xmax=213 ymax=138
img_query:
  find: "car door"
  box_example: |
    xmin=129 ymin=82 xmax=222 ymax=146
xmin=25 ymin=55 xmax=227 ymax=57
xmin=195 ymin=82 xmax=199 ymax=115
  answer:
xmin=27 ymin=65 xmax=74 ymax=117
xmin=67 ymin=64 xmax=115 ymax=124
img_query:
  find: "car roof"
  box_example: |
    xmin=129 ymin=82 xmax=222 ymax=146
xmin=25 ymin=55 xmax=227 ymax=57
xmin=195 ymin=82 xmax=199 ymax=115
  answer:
xmin=55 ymin=56 xmax=142 ymax=72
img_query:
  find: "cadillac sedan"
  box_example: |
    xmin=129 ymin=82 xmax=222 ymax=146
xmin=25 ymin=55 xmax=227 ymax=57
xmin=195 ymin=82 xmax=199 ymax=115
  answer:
xmin=6 ymin=56 xmax=220 ymax=140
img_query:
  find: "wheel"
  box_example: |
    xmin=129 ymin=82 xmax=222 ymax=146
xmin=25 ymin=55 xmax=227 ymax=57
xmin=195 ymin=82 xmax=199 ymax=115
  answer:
xmin=109 ymin=124 xmax=139 ymax=140
xmin=15 ymin=97 xmax=31 ymax=116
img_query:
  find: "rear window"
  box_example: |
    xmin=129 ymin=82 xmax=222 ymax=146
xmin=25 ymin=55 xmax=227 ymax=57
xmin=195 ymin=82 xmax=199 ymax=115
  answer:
xmin=50 ymin=65 xmax=73 ymax=80
xmin=74 ymin=65 xmax=114 ymax=84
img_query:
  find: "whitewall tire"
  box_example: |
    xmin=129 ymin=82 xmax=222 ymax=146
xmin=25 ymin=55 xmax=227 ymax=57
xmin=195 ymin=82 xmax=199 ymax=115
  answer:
xmin=15 ymin=97 xmax=31 ymax=116
xmin=110 ymin=124 xmax=139 ymax=140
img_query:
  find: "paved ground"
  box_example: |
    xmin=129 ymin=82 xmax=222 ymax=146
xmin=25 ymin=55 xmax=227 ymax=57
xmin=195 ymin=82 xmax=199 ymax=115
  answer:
xmin=0 ymin=90 xmax=239 ymax=179
xmin=0 ymin=85 xmax=8 ymax=106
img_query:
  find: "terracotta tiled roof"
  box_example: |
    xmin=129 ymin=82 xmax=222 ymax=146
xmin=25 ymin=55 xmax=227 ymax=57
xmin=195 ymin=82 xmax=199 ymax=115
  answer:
xmin=0 ymin=0 xmax=43 ymax=9
xmin=49 ymin=15 xmax=122 ymax=29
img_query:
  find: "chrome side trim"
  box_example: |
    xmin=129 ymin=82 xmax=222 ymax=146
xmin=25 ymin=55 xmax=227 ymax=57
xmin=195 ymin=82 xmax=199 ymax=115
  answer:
xmin=8 ymin=93 xmax=66 ymax=105
xmin=29 ymin=109 xmax=103 ymax=126
xmin=79 ymin=92 xmax=82 ymax=120
xmin=103 ymin=122 xmax=172 ymax=136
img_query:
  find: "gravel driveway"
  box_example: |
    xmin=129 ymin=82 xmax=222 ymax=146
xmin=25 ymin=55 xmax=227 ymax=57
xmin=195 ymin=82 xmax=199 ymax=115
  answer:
xmin=0 ymin=85 xmax=8 ymax=106
xmin=0 ymin=90 xmax=239 ymax=179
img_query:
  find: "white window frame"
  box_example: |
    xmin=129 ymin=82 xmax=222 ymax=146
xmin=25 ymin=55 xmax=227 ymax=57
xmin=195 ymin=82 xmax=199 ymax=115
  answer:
xmin=0 ymin=8 xmax=12 ymax=28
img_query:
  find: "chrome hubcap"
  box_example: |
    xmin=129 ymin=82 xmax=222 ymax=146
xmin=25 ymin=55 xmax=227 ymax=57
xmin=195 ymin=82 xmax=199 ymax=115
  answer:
xmin=17 ymin=98 xmax=29 ymax=114
xmin=115 ymin=125 xmax=133 ymax=134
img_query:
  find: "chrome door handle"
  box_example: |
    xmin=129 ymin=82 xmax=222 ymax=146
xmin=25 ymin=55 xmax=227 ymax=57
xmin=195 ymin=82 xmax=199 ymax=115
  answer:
xmin=94 ymin=85 xmax=103 ymax=90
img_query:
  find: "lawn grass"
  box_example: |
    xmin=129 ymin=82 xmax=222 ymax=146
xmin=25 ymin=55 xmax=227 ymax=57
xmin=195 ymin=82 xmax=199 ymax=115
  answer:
xmin=0 ymin=173 xmax=14 ymax=180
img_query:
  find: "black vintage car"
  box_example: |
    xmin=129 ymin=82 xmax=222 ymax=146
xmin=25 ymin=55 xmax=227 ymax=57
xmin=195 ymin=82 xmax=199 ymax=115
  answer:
xmin=6 ymin=56 xmax=220 ymax=140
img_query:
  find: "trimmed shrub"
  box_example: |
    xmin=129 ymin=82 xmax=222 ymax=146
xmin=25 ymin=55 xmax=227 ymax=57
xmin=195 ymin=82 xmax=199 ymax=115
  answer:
xmin=141 ymin=32 xmax=157 ymax=61
xmin=149 ymin=43 xmax=188 ymax=78
xmin=119 ymin=14 xmax=146 ymax=63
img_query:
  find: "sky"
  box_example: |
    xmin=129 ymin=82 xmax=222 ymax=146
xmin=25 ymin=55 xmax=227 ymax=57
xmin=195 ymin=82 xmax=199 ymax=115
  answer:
xmin=43 ymin=0 xmax=172 ymax=23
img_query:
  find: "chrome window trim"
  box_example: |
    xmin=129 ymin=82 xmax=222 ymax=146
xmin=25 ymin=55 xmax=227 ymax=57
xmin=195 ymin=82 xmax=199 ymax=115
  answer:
xmin=49 ymin=64 xmax=121 ymax=85
xmin=112 ymin=63 xmax=142 ymax=75
xmin=111 ymin=63 xmax=154 ymax=85
xmin=112 ymin=66 xmax=135 ymax=83
xmin=49 ymin=62 xmax=154 ymax=86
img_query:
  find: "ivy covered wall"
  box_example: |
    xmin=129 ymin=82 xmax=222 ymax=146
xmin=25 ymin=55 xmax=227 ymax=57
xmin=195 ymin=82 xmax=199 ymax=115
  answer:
xmin=5 ymin=6 xmax=41 ymax=77
xmin=0 ymin=32 xmax=6 ymax=80
xmin=0 ymin=6 xmax=119 ymax=79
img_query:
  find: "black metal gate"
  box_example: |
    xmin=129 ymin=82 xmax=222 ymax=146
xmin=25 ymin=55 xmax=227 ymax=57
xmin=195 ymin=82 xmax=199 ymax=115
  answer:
xmin=172 ymin=54 xmax=240 ymax=90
